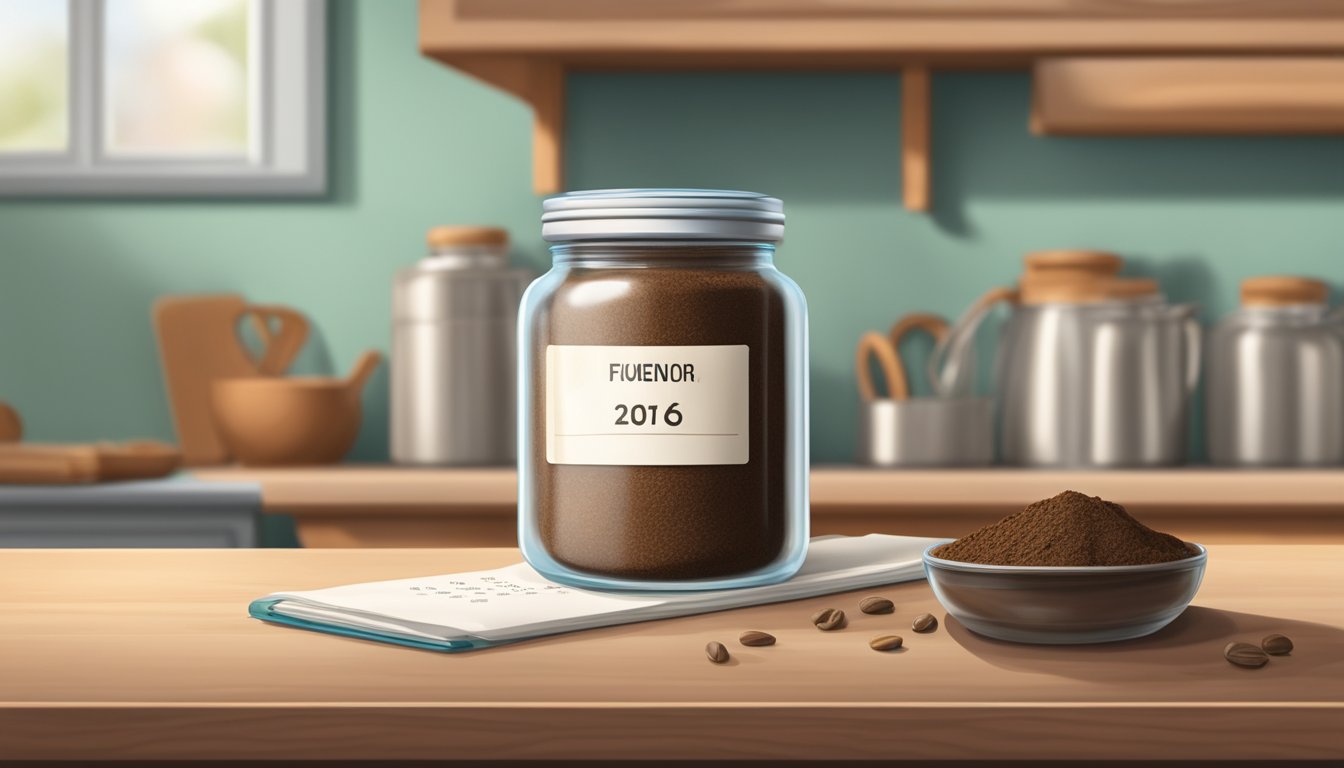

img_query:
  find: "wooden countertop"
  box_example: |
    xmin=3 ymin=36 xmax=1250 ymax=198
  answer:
xmin=2 ymin=546 xmax=1341 ymax=762
xmin=194 ymin=465 xmax=1344 ymax=514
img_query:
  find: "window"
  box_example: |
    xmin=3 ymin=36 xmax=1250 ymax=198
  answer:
xmin=0 ymin=0 xmax=324 ymax=196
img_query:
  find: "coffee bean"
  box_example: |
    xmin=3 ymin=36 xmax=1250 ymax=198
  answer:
xmin=869 ymin=635 xmax=904 ymax=652
xmin=812 ymin=608 xmax=846 ymax=631
xmin=1224 ymin=641 xmax=1268 ymax=668
xmin=706 ymin=641 xmax=730 ymax=664
xmin=859 ymin=596 xmax=894 ymax=615
xmin=912 ymin=613 xmax=938 ymax=633
xmin=739 ymin=630 xmax=776 ymax=647
xmin=1261 ymin=634 xmax=1294 ymax=656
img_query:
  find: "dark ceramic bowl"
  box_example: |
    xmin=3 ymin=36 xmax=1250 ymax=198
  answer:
xmin=923 ymin=543 xmax=1207 ymax=645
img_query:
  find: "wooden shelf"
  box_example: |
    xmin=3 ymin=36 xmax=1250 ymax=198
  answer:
xmin=195 ymin=464 xmax=1344 ymax=512
xmin=1032 ymin=57 xmax=1344 ymax=135
xmin=194 ymin=465 xmax=1344 ymax=547
xmin=4 ymin=545 xmax=1342 ymax=761
xmin=419 ymin=1 xmax=1344 ymax=210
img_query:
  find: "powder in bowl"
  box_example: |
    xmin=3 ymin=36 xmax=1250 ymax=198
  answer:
xmin=932 ymin=490 xmax=1195 ymax=567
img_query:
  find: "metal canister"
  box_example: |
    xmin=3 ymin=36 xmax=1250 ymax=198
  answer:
xmin=854 ymin=317 xmax=994 ymax=467
xmin=1207 ymin=276 xmax=1344 ymax=467
xmin=391 ymin=226 xmax=534 ymax=465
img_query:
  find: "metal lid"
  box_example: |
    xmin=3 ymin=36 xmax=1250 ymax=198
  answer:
xmin=541 ymin=188 xmax=784 ymax=242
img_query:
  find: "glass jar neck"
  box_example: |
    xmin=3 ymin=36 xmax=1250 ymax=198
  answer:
xmin=549 ymin=240 xmax=776 ymax=268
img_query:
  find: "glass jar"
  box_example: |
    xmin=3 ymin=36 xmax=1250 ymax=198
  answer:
xmin=518 ymin=189 xmax=809 ymax=591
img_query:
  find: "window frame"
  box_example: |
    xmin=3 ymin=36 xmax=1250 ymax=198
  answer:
xmin=0 ymin=0 xmax=326 ymax=196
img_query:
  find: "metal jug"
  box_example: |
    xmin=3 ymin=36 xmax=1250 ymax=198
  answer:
xmin=391 ymin=226 xmax=534 ymax=465
xmin=932 ymin=251 xmax=1200 ymax=467
xmin=996 ymin=279 xmax=1201 ymax=467
xmin=1207 ymin=276 xmax=1344 ymax=467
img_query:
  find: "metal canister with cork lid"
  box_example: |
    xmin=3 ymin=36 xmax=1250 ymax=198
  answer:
xmin=1207 ymin=276 xmax=1344 ymax=466
xmin=391 ymin=226 xmax=535 ymax=465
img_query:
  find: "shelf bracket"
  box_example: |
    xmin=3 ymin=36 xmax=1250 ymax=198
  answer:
xmin=529 ymin=62 xmax=566 ymax=195
xmin=901 ymin=66 xmax=931 ymax=212
xmin=436 ymin=56 xmax=566 ymax=195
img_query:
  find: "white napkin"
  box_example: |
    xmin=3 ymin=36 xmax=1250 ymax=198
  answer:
xmin=253 ymin=534 xmax=945 ymax=650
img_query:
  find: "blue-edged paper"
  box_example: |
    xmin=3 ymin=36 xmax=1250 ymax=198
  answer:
xmin=247 ymin=534 xmax=947 ymax=652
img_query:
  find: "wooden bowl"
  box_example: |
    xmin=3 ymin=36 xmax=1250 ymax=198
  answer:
xmin=211 ymin=378 xmax=362 ymax=466
xmin=209 ymin=351 xmax=382 ymax=467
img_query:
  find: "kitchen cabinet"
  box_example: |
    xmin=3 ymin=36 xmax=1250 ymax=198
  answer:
xmin=0 ymin=480 xmax=260 ymax=548
xmin=2 ymin=546 xmax=1339 ymax=762
xmin=193 ymin=466 xmax=1344 ymax=548
xmin=419 ymin=0 xmax=1344 ymax=211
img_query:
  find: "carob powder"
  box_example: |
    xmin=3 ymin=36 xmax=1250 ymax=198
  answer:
xmin=529 ymin=247 xmax=790 ymax=580
xmin=933 ymin=490 xmax=1194 ymax=566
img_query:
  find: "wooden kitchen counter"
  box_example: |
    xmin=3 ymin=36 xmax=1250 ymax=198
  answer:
xmin=193 ymin=465 xmax=1344 ymax=547
xmin=1 ymin=546 xmax=1341 ymax=763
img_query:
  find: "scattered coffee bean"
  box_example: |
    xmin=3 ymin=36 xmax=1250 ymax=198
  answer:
xmin=912 ymin=613 xmax=938 ymax=633
xmin=1224 ymin=641 xmax=1268 ymax=668
xmin=1261 ymin=634 xmax=1294 ymax=656
xmin=739 ymin=630 xmax=776 ymax=647
xmin=812 ymin=608 xmax=847 ymax=631
xmin=859 ymin=596 xmax=894 ymax=615
xmin=869 ymin=635 xmax=904 ymax=652
xmin=706 ymin=641 xmax=730 ymax=664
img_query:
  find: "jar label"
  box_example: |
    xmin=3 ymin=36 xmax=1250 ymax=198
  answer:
xmin=546 ymin=344 xmax=750 ymax=465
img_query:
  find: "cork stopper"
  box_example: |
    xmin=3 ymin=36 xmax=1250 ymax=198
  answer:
xmin=1019 ymin=276 xmax=1160 ymax=305
xmin=1241 ymin=276 xmax=1328 ymax=307
xmin=426 ymin=226 xmax=509 ymax=250
xmin=1023 ymin=250 xmax=1124 ymax=278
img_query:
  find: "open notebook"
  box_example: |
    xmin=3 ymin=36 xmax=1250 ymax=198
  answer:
xmin=248 ymin=534 xmax=946 ymax=652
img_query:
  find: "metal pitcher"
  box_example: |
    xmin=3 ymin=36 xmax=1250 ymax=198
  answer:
xmin=1207 ymin=276 xmax=1344 ymax=467
xmin=996 ymin=286 xmax=1201 ymax=467
xmin=932 ymin=252 xmax=1201 ymax=468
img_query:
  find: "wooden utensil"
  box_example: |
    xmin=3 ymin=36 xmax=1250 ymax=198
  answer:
xmin=889 ymin=312 xmax=950 ymax=396
xmin=242 ymin=305 xmax=310 ymax=376
xmin=153 ymin=295 xmax=311 ymax=466
xmin=0 ymin=441 xmax=181 ymax=484
xmin=856 ymin=314 xmax=952 ymax=401
xmin=0 ymin=401 xmax=21 ymax=443
xmin=210 ymin=351 xmax=384 ymax=467
xmin=856 ymin=332 xmax=905 ymax=401
xmin=343 ymin=350 xmax=382 ymax=395
xmin=154 ymin=295 xmax=256 ymax=466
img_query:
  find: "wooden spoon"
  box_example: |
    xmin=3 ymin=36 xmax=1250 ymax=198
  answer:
xmin=0 ymin=401 xmax=22 ymax=442
xmin=890 ymin=312 xmax=951 ymax=397
xmin=856 ymin=332 xmax=905 ymax=401
xmin=240 ymin=305 xmax=311 ymax=376
xmin=343 ymin=350 xmax=383 ymax=402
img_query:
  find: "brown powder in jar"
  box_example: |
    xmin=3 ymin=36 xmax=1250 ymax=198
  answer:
xmin=529 ymin=246 xmax=789 ymax=580
xmin=932 ymin=490 xmax=1195 ymax=567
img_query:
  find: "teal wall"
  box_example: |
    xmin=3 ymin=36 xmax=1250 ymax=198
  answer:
xmin=1 ymin=0 xmax=1342 ymax=465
